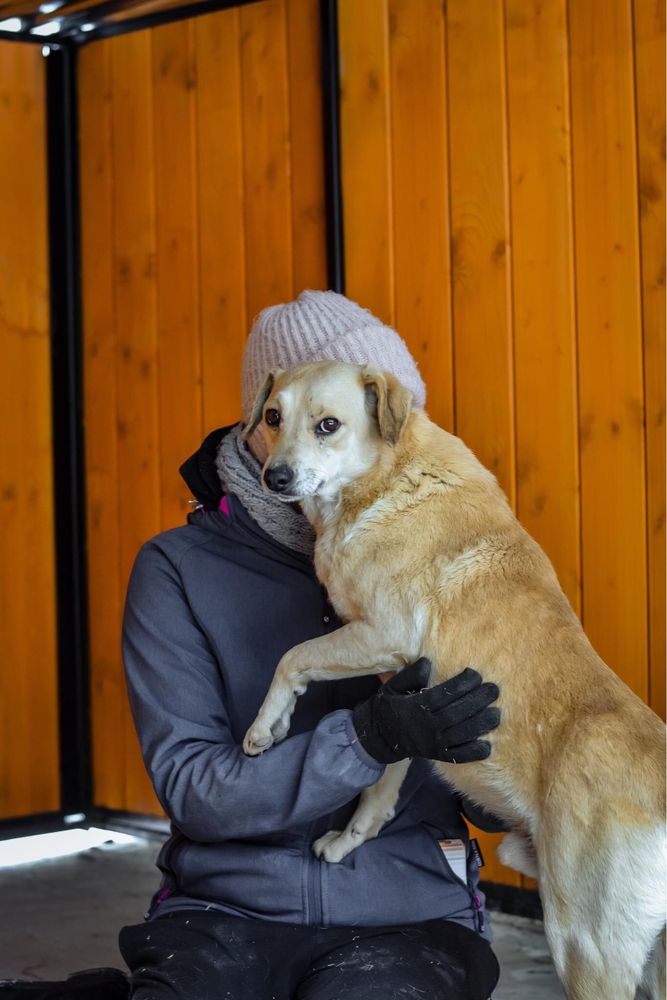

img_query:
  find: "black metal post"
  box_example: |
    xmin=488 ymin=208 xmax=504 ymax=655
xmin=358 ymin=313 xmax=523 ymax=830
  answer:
xmin=45 ymin=41 xmax=92 ymax=816
xmin=320 ymin=0 xmax=345 ymax=293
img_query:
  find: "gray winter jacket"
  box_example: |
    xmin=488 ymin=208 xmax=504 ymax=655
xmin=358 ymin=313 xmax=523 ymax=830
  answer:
xmin=122 ymin=488 xmax=503 ymax=938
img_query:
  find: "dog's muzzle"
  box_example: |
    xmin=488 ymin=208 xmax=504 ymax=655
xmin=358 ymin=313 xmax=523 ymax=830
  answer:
xmin=263 ymin=463 xmax=295 ymax=494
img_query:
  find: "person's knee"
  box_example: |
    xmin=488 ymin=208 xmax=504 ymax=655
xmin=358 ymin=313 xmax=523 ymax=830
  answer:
xmin=297 ymin=922 xmax=497 ymax=1000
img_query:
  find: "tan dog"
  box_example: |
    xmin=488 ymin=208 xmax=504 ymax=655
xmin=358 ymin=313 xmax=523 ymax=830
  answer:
xmin=242 ymin=360 xmax=666 ymax=1000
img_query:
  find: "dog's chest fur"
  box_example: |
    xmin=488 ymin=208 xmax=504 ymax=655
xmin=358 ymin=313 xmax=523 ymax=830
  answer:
xmin=311 ymin=508 xmax=369 ymax=623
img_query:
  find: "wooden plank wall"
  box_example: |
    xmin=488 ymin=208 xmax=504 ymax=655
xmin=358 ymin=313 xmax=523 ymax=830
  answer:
xmin=339 ymin=0 xmax=665 ymax=885
xmin=0 ymin=43 xmax=60 ymax=818
xmin=78 ymin=0 xmax=664 ymax=887
xmin=78 ymin=0 xmax=327 ymax=814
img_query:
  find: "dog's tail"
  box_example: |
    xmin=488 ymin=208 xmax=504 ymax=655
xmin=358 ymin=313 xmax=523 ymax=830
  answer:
xmin=636 ymin=926 xmax=665 ymax=1000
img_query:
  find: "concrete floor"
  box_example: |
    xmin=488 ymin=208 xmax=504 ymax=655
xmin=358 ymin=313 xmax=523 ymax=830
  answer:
xmin=0 ymin=832 xmax=564 ymax=997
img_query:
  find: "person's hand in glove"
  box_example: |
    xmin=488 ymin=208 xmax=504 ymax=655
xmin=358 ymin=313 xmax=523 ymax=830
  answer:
xmin=352 ymin=658 xmax=500 ymax=765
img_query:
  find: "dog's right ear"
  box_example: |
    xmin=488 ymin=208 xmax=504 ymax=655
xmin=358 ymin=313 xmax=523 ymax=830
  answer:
xmin=242 ymin=370 xmax=281 ymax=440
xmin=362 ymin=368 xmax=412 ymax=446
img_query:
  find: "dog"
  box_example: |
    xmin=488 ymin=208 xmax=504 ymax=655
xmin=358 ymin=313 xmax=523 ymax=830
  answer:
xmin=241 ymin=359 xmax=666 ymax=1000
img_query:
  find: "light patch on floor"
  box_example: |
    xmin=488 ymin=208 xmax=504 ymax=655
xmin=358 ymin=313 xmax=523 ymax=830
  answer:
xmin=0 ymin=833 xmax=565 ymax=997
xmin=0 ymin=827 xmax=137 ymax=869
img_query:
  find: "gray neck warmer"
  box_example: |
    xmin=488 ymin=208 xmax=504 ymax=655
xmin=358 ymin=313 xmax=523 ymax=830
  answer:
xmin=216 ymin=425 xmax=315 ymax=558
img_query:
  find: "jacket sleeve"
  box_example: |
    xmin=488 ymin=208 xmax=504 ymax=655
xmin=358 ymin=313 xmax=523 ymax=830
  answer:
xmin=122 ymin=541 xmax=385 ymax=843
xmin=458 ymin=796 xmax=510 ymax=833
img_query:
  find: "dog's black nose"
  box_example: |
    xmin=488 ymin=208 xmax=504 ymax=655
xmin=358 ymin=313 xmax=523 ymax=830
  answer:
xmin=264 ymin=464 xmax=294 ymax=493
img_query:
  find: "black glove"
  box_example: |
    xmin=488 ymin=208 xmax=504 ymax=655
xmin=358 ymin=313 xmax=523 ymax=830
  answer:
xmin=352 ymin=658 xmax=500 ymax=765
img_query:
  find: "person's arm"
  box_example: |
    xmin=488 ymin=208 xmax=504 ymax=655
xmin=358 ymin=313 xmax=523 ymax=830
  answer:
xmin=352 ymin=661 xmax=507 ymax=832
xmin=122 ymin=541 xmax=385 ymax=844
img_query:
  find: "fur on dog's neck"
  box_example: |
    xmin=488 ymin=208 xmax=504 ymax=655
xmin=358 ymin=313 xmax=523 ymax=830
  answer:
xmin=300 ymin=410 xmax=504 ymax=539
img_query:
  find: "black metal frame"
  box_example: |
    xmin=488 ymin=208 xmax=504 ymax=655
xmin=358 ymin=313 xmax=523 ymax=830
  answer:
xmin=0 ymin=0 xmax=345 ymax=831
xmin=46 ymin=40 xmax=92 ymax=816
xmin=0 ymin=0 xmax=258 ymax=43
xmin=320 ymin=0 xmax=344 ymax=292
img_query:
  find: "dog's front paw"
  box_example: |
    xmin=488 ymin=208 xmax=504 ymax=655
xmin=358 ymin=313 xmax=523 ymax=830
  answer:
xmin=312 ymin=830 xmax=353 ymax=864
xmin=243 ymin=722 xmax=274 ymax=756
xmin=269 ymin=714 xmax=291 ymax=746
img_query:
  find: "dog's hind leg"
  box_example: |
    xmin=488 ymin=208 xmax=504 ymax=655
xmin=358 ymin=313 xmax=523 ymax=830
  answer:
xmin=540 ymin=893 xmax=652 ymax=1000
xmin=312 ymin=759 xmax=410 ymax=863
xmin=538 ymin=824 xmax=666 ymax=1000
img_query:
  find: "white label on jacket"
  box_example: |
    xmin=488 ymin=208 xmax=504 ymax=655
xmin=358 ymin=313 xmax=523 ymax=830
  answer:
xmin=438 ymin=838 xmax=467 ymax=883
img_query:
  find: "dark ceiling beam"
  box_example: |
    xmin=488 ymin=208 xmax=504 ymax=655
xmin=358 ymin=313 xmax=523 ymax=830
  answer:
xmin=0 ymin=0 xmax=228 ymax=41
xmin=0 ymin=0 xmax=205 ymax=17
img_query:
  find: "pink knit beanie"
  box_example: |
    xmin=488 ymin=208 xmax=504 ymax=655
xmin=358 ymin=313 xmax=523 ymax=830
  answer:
xmin=241 ymin=290 xmax=427 ymax=425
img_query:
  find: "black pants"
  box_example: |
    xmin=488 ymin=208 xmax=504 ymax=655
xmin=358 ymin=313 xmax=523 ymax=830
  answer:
xmin=119 ymin=910 xmax=499 ymax=1000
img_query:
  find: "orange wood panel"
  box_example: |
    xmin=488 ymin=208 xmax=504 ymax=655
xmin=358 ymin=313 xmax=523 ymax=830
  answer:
xmin=152 ymin=19 xmax=203 ymax=528
xmin=239 ymin=0 xmax=294 ymax=320
xmin=445 ymin=0 xmax=518 ymax=886
xmin=285 ymin=0 xmax=328 ymax=295
xmin=505 ymin=0 xmax=580 ymax=611
xmin=387 ymin=0 xmax=454 ymax=431
xmin=79 ymin=40 xmax=126 ymax=809
xmin=0 ymin=42 xmax=59 ymax=819
xmin=446 ymin=0 xmax=516 ymax=505
xmin=338 ymin=0 xmax=394 ymax=323
xmin=109 ymin=30 xmax=162 ymax=813
xmin=634 ymin=0 xmax=666 ymax=720
xmin=195 ymin=7 xmax=247 ymax=430
xmin=569 ymin=0 xmax=648 ymax=698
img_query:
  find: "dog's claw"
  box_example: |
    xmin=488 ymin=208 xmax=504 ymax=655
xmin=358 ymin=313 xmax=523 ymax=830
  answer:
xmin=270 ymin=713 xmax=292 ymax=745
xmin=312 ymin=830 xmax=351 ymax=863
xmin=243 ymin=692 xmax=299 ymax=755
xmin=243 ymin=725 xmax=274 ymax=756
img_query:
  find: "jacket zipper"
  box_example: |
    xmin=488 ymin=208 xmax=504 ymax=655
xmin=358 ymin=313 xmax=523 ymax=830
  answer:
xmin=305 ymin=821 xmax=324 ymax=926
xmin=471 ymin=887 xmax=485 ymax=934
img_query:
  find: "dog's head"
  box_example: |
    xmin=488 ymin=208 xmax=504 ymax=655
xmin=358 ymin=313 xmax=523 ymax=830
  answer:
xmin=243 ymin=360 xmax=413 ymax=502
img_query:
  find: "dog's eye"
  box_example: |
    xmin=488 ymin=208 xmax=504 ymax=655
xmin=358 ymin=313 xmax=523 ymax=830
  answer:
xmin=317 ymin=417 xmax=340 ymax=435
xmin=265 ymin=408 xmax=281 ymax=428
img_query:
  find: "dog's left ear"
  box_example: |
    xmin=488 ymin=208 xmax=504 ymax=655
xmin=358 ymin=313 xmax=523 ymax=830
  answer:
xmin=362 ymin=368 xmax=412 ymax=446
xmin=242 ymin=369 xmax=283 ymax=440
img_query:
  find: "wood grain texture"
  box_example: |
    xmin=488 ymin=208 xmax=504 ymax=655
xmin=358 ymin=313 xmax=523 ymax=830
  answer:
xmin=446 ymin=0 xmax=516 ymax=503
xmin=339 ymin=0 xmax=394 ymax=323
xmin=569 ymin=0 xmax=648 ymax=698
xmin=240 ymin=0 xmax=294 ymax=320
xmin=388 ymin=0 xmax=454 ymax=431
xmin=195 ymin=7 xmax=247 ymax=431
xmin=152 ymin=20 xmax=203 ymax=532
xmin=285 ymin=0 xmax=328 ymax=294
xmin=505 ymin=0 xmax=580 ymax=611
xmin=79 ymin=40 xmax=126 ymax=809
xmin=634 ymin=0 xmax=666 ymax=719
xmin=0 ymin=43 xmax=59 ymax=819
xmin=109 ymin=30 xmax=162 ymax=813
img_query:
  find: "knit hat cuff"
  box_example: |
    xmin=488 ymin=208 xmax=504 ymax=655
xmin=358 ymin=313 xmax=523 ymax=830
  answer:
xmin=241 ymin=290 xmax=427 ymax=423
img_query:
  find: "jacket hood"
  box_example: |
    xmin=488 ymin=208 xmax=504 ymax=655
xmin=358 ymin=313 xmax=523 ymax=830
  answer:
xmin=180 ymin=425 xmax=235 ymax=509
